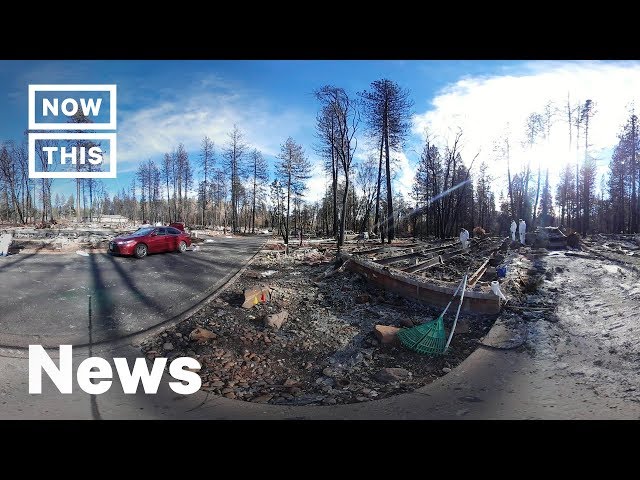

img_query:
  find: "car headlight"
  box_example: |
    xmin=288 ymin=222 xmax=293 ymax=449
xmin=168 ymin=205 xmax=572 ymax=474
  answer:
xmin=116 ymin=240 xmax=136 ymax=245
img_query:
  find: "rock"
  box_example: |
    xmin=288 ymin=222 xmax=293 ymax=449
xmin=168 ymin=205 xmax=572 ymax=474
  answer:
xmin=242 ymin=286 xmax=272 ymax=309
xmin=189 ymin=327 xmax=217 ymax=343
xmin=264 ymin=310 xmax=289 ymax=330
xmin=355 ymin=294 xmax=371 ymax=304
xmin=323 ymin=398 xmax=337 ymax=405
xmin=163 ymin=342 xmax=174 ymax=351
xmin=223 ymin=392 xmax=236 ymax=399
xmin=374 ymin=325 xmax=401 ymax=345
xmin=399 ymin=318 xmax=414 ymax=328
xmin=283 ymin=378 xmax=298 ymax=387
xmin=374 ymin=367 xmax=412 ymax=383
xmin=442 ymin=367 xmax=452 ymax=373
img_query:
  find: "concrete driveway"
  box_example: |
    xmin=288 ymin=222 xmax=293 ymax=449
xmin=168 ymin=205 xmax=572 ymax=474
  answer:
xmin=0 ymin=236 xmax=265 ymax=347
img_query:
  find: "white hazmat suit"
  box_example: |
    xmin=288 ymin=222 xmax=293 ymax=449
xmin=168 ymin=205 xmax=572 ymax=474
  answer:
xmin=519 ymin=219 xmax=526 ymax=244
xmin=460 ymin=228 xmax=470 ymax=249
xmin=510 ymin=220 xmax=517 ymax=241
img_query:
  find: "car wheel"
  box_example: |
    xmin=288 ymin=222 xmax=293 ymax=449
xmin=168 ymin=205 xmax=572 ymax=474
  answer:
xmin=134 ymin=243 xmax=147 ymax=259
xmin=177 ymin=240 xmax=187 ymax=253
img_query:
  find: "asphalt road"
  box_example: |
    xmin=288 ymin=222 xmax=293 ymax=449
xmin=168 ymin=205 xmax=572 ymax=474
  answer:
xmin=0 ymin=236 xmax=265 ymax=347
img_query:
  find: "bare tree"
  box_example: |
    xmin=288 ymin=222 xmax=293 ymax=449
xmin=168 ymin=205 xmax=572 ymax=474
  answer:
xmin=162 ymin=152 xmax=173 ymax=222
xmin=276 ymin=137 xmax=311 ymax=248
xmin=199 ymin=136 xmax=215 ymax=226
xmin=248 ymin=148 xmax=268 ymax=233
xmin=0 ymin=142 xmax=25 ymax=223
xmin=223 ymin=125 xmax=247 ymax=233
xmin=356 ymin=154 xmax=378 ymax=233
xmin=359 ymin=79 xmax=413 ymax=243
xmin=314 ymin=99 xmax=340 ymax=238
xmin=69 ymin=111 xmax=97 ymax=222
xmin=316 ymin=86 xmax=359 ymax=248
xmin=532 ymin=101 xmax=555 ymax=227
xmin=494 ymin=130 xmax=515 ymax=218
xmin=33 ymin=138 xmax=56 ymax=223
xmin=580 ymin=99 xmax=596 ymax=234
xmin=174 ymin=143 xmax=191 ymax=221
xmin=522 ymin=112 xmax=542 ymax=223
xmin=631 ymin=108 xmax=638 ymax=232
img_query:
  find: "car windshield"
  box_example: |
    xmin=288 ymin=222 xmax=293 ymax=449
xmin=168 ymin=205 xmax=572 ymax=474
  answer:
xmin=128 ymin=227 xmax=155 ymax=237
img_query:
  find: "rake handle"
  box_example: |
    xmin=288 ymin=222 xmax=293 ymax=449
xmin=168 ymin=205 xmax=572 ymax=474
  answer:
xmin=445 ymin=273 xmax=468 ymax=352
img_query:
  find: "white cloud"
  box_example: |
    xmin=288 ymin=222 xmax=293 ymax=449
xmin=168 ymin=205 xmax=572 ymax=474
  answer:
xmin=392 ymin=151 xmax=415 ymax=200
xmin=411 ymin=61 xmax=640 ymax=196
xmin=305 ymin=161 xmax=329 ymax=204
xmin=117 ymin=82 xmax=312 ymax=173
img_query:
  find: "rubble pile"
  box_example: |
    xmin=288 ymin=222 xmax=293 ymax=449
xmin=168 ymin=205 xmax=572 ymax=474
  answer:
xmin=141 ymin=246 xmax=497 ymax=406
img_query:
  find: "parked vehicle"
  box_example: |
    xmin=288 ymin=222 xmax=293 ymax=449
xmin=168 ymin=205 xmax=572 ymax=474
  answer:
xmin=169 ymin=222 xmax=186 ymax=232
xmin=108 ymin=226 xmax=192 ymax=259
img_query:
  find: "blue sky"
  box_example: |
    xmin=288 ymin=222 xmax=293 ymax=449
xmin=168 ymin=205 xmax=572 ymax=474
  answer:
xmin=2 ymin=60 xmax=640 ymax=204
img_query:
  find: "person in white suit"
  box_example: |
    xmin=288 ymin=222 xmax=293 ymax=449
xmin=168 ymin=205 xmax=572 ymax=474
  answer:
xmin=459 ymin=228 xmax=470 ymax=249
xmin=510 ymin=220 xmax=517 ymax=241
xmin=518 ymin=218 xmax=527 ymax=244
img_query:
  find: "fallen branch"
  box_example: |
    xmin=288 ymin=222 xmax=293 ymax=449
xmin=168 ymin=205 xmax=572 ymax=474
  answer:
xmin=504 ymin=304 xmax=554 ymax=312
xmin=314 ymin=258 xmax=350 ymax=281
xmin=564 ymin=252 xmax=599 ymax=260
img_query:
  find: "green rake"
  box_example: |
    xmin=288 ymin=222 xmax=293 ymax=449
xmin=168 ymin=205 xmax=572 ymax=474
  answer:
xmin=398 ymin=273 xmax=468 ymax=355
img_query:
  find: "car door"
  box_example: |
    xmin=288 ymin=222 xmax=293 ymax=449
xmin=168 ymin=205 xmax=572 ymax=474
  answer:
xmin=146 ymin=228 xmax=165 ymax=253
xmin=156 ymin=227 xmax=170 ymax=252
xmin=166 ymin=227 xmax=180 ymax=251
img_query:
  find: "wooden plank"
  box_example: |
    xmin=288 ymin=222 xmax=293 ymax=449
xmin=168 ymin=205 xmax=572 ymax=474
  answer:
xmin=375 ymin=242 xmax=458 ymax=265
xmin=402 ymin=255 xmax=443 ymax=273
xmin=405 ymin=247 xmax=466 ymax=274
xmin=468 ymin=256 xmax=492 ymax=287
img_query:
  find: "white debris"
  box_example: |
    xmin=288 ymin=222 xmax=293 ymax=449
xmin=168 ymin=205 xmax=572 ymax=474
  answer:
xmin=601 ymin=264 xmax=621 ymax=275
xmin=261 ymin=270 xmax=277 ymax=277
xmin=205 ymin=239 xmax=215 ymax=243
xmin=75 ymin=250 xmax=89 ymax=257
xmin=0 ymin=233 xmax=12 ymax=256
xmin=491 ymin=281 xmax=507 ymax=301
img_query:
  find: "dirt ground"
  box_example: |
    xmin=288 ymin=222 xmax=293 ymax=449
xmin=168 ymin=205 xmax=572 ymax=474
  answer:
xmin=524 ymin=250 xmax=640 ymax=406
xmin=139 ymin=233 xmax=640 ymax=409
xmin=140 ymin=245 xmax=499 ymax=406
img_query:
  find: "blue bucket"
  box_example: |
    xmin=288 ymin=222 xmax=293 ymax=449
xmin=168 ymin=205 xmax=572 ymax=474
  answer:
xmin=497 ymin=265 xmax=507 ymax=278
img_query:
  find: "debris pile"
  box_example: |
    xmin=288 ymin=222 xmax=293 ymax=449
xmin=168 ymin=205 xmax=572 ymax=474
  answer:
xmin=141 ymin=245 xmax=498 ymax=405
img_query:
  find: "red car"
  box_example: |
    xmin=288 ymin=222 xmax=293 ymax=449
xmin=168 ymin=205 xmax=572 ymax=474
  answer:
xmin=108 ymin=226 xmax=192 ymax=258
